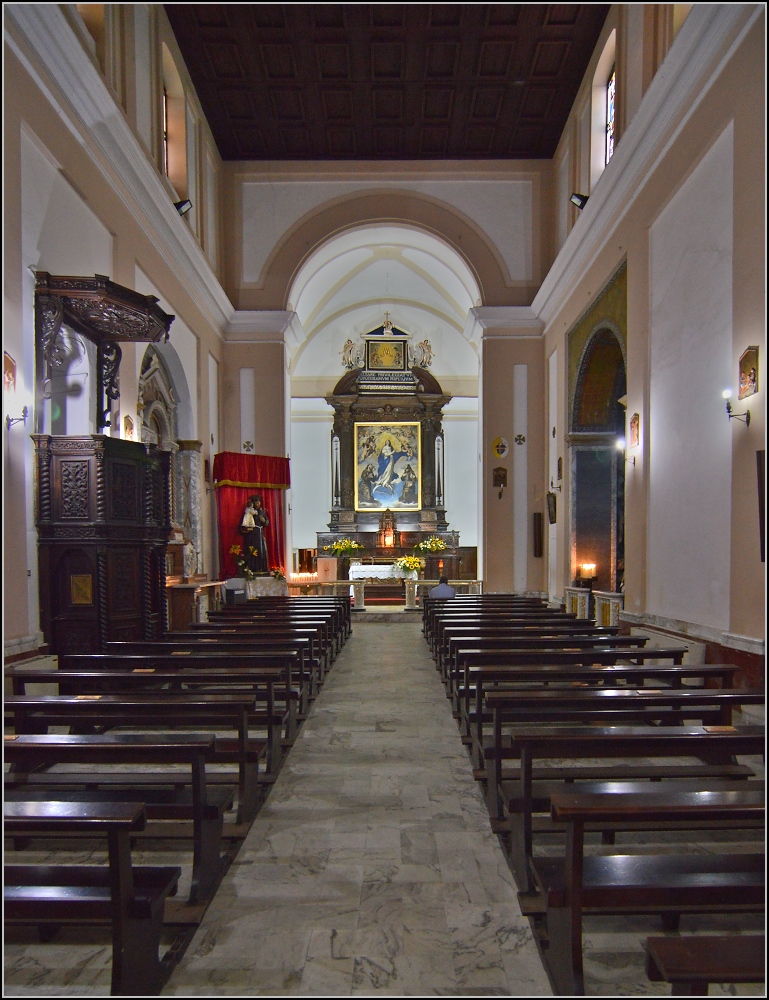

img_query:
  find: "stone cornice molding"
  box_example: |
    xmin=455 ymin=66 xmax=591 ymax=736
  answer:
xmin=464 ymin=307 xmax=543 ymax=346
xmin=5 ymin=5 xmax=234 ymax=334
xmin=532 ymin=4 xmax=763 ymax=327
xmin=225 ymin=311 xmax=304 ymax=349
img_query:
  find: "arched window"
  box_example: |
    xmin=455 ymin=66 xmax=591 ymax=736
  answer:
xmin=605 ymin=66 xmax=616 ymax=166
xmin=160 ymin=43 xmax=187 ymax=201
xmin=591 ymin=30 xmax=616 ymax=190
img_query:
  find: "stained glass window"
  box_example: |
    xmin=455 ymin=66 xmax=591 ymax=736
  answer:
xmin=606 ymin=67 xmax=616 ymax=165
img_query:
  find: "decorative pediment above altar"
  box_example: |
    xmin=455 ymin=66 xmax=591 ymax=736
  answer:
xmin=335 ymin=314 xmax=438 ymax=395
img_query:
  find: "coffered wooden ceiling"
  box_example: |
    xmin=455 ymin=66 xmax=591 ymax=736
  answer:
xmin=164 ymin=4 xmax=610 ymax=160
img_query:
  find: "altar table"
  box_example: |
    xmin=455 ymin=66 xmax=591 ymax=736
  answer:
xmin=348 ymin=564 xmax=417 ymax=581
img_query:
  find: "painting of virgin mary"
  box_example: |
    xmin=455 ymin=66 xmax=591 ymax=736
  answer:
xmin=354 ymin=422 xmax=420 ymax=511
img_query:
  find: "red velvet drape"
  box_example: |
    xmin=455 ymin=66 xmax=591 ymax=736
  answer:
xmin=213 ymin=453 xmax=291 ymax=579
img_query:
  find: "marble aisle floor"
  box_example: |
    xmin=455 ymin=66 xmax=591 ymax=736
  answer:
xmin=162 ymin=621 xmax=553 ymax=997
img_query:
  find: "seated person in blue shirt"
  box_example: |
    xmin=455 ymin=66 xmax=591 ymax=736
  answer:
xmin=429 ymin=575 xmax=456 ymax=599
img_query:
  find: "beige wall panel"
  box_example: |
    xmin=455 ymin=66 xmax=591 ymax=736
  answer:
xmin=222 ymin=343 xmax=287 ymax=458
xmin=481 ymin=336 xmax=544 ymax=593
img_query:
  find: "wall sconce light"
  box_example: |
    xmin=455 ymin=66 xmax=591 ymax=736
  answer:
xmin=570 ymin=192 xmax=589 ymax=210
xmin=174 ymin=199 xmax=193 ymax=217
xmin=616 ymin=437 xmax=636 ymax=466
xmin=6 ymin=405 xmax=28 ymax=431
xmin=723 ymin=389 xmax=751 ymax=426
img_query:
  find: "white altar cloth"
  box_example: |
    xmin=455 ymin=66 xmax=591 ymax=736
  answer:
xmin=348 ymin=564 xmax=417 ymax=581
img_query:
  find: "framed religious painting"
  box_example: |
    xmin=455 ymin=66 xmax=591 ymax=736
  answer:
xmin=365 ymin=338 xmax=407 ymax=372
xmin=355 ymin=421 xmax=420 ymax=511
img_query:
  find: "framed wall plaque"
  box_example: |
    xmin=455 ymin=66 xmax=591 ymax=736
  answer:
xmin=70 ymin=574 xmax=93 ymax=606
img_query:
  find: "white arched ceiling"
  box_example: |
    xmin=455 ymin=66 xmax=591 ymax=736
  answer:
xmin=289 ymin=224 xmax=481 ymax=383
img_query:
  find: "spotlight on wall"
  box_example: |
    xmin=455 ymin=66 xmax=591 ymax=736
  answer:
xmin=616 ymin=437 xmax=636 ymax=466
xmin=723 ymin=389 xmax=751 ymax=426
xmin=570 ymin=192 xmax=589 ymax=210
xmin=174 ymin=199 xmax=193 ymax=217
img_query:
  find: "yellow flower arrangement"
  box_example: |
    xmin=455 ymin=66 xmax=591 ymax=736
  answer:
xmin=229 ymin=543 xmax=257 ymax=580
xmin=323 ymin=538 xmax=364 ymax=555
xmin=393 ymin=555 xmax=424 ymax=573
xmin=414 ymin=535 xmax=447 ymax=553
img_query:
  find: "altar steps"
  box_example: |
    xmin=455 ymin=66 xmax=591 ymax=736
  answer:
xmin=355 ymin=584 xmax=406 ymax=606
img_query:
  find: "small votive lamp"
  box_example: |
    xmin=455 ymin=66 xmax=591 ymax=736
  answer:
xmin=580 ymin=563 xmax=596 ymax=580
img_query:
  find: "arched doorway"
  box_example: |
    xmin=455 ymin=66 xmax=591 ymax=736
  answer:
xmin=570 ymin=325 xmax=627 ymax=593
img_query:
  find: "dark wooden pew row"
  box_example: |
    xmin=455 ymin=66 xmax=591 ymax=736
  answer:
xmin=531 ymin=785 xmax=765 ymax=995
xmin=422 ymin=594 xmax=547 ymax=636
xmin=152 ymin=629 xmax=327 ymax=695
xmin=5 ymin=692 xmax=263 ymax=825
xmin=204 ymin=606 xmax=345 ymax=658
xmin=644 ymin=934 xmax=765 ymax=995
xmin=439 ymin=626 xmax=630 ymax=682
xmin=197 ymin=614 xmax=340 ymax=662
xmin=4 ymin=732 xmax=229 ymax=908
xmin=444 ymin=632 xmax=652 ymax=707
xmin=171 ymin=621 xmax=335 ymax=688
xmin=4 ymin=799 xmax=181 ymax=996
xmin=214 ymin=595 xmax=352 ymax=640
xmin=463 ymin=661 xmax=744 ymax=769
xmin=428 ymin=611 xmax=587 ymax=657
xmin=7 ymin=660 xmax=290 ymax=776
xmin=63 ymin=650 xmax=303 ymax=749
xmin=492 ymin=724 xmax=765 ymax=893
xmin=101 ymin=641 xmax=314 ymax=713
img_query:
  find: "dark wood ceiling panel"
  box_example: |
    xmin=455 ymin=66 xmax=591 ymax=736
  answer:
xmin=478 ymin=42 xmax=514 ymax=79
xmin=429 ymin=5 xmax=463 ymax=28
xmin=471 ymin=89 xmax=505 ymax=120
xmin=316 ymin=45 xmax=350 ymax=80
xmin=321 ymin=90 xmax=354 ymax=121
xmin=423 ymin=89 xmax=453 ymax=119
xmin=204 ymin=43 xmax=245 ymax=80
xmin=371 ymin=6 xmax=407 ymax=29
xmin=373 ymin=89 xmax=405 ymax=121
xmin=221 ymin=89 xmax=255 ymax=121
xmin=486 ymin=5 xmax=522 ymax=27
xmin=164 ymin=3 xmax=610 ymax=160
xmin=371 ymin=43 xmax=404 ymax=80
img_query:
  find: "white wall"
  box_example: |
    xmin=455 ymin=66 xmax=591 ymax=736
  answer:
xmin=443 ymin=398 xmax=479 ymax=546
xmin=290 ymin=398 xmax=334 ymax=550
xmin=647 ymin=124 xmax=734 ymax=629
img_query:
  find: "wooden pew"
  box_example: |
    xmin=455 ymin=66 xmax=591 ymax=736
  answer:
xmin=211 ymin=595 xmax=351 ymax=642
xmin=529 ymin=786 xmax=765 ymax=995
xmin=444 ymin=632 xmax=651 ymax=707
xmin=463 ymin=661 xmax=744 ymax=767
xmin=152 ymin=630 xmax=326 ymax=695
xmin=4 ymin=799 xmax=181 ymax=995
xmin=428 ymin=612 xmax=587 ymax=658
xmin=5 ymin=692 xmax=262 ymax=824
xmin=199 ymin=615 xmax=340 ymax=663
xmin=4 ymin=732 xmax=229 ymax=907
xmin=440 ymin=627 xmax=631 ymax=682
xmin=644 ymin=934 xmax=765 ymax=995
xmin=493 ymin=725 xmax=765 ymax=891
xmin=60 ymin=651 xmax=301 ymax=753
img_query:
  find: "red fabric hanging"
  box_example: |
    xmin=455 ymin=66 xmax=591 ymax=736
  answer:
xmin=213 ymin=452 xmax=291 ymax=579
